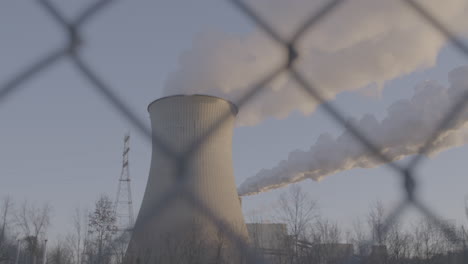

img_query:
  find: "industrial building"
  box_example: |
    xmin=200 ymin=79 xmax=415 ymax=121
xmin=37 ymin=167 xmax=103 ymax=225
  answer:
xmin=247 ymin=223 xmax=288 ymax=252
xmin=125 ymin=95 xmax=248 ymax=264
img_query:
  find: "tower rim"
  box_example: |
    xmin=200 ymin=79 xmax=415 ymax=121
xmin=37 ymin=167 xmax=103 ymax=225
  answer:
xmin=147 ymin=94 xmax=238 ymax=114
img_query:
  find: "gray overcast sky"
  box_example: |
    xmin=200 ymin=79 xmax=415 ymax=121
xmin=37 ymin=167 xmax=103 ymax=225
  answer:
xmin=1 ymin=0 xmax=468 ymax=241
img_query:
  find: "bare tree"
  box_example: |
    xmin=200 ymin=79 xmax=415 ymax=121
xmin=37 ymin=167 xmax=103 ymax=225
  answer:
xmin=308 ymin=218 xmax=345 ymax=264
xmin=65 ymin=207 xmax=88 ymax=264
xmin=0 ymin=197 xmax=13 ymax=247
xmin=276 ymin=185 xmax=318 ymax=242
xmin=47 ymin=238 xmax=73 ymax=264
xmin=86 ymin=195 xmax=117 ymax=264
xmin=312 ymin=218 xmax=341 ymax=244
xmin=411 ymin=218 xmax=448 ymax=263
xmin=367 ymin=201 xmax=387 ymax=246
xmin=275 ymin=185 xmax=318 ymax=264
xmin=386 ymin=221 xmax=411 ymax=264
xmin=0 ymin=196 xmax=14 ymax=263
xmin=109 ymin=230 xmax=131 ymax=264
xmin=15 ymin=201 xmax=51 ymax=264
xmin=351 ymin=217 xmax=370 ymax=256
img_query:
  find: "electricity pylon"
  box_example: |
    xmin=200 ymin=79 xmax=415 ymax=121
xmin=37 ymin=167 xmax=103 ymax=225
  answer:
xmin=114 ymin=134 xmax=135 ymax=232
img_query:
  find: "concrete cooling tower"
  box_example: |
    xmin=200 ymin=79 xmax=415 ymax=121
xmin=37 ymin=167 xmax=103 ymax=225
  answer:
xmin=125 ymin=95 xmax=249 ymax=264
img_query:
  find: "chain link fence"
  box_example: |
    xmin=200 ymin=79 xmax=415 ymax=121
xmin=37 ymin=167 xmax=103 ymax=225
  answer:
xmin=2 ymin=0 xmax=468 ymax=263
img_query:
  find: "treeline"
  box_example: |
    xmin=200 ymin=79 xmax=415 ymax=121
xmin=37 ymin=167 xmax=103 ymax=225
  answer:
xmin=2 ymin=187 xmax=468 ymax=264
xmin=249 ymin=185 xmax=468 ymax=264
xmin=0 ymin=195 xmax=126 ymax=264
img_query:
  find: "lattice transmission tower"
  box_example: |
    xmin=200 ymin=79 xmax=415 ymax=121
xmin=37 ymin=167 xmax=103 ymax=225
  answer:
xmin=114 ymin=134 xmax=135 ymax=231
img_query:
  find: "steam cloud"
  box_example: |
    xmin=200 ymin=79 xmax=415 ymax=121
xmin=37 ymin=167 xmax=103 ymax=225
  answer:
xmin=164 ymin=0 xmax=468 ymax=126
xmin=162 ymin=0 xmax=468 ymax=195
xmin=238 ymin=66 xmax=468 ymax=196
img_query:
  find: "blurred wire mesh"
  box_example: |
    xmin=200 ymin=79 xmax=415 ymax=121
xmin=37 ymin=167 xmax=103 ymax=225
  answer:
xmin=2 ymin=0 xmax=468 ymax=263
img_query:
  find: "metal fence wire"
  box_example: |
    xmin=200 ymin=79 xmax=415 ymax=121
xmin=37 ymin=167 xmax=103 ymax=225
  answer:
xmin=2 ymin=0 xmax=468 ymax=263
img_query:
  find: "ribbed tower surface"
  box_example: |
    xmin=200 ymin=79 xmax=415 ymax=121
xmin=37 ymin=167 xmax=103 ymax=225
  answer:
xmin=125 ymin=95 xmax=248 ymax=264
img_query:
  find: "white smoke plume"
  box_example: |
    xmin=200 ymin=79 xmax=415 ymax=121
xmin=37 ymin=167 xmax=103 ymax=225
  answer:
xmin=238 ymin=66 xmax=468 ymax=196
xmin=162 ymin=0 xmax=468 ymax=195
xmin=164 ymin=0 xmax=468 ymax=126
